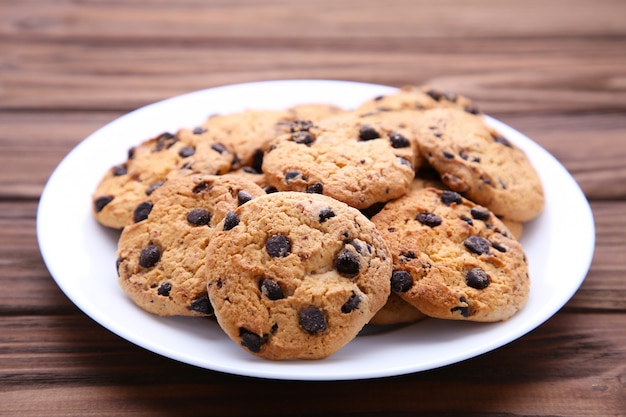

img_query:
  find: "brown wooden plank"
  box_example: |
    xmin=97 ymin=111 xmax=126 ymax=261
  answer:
xmin=1 ymin=37 xmax=624 ymax=113
xmin=1 ymin=0 xmax=626 ymax=113
xmin=0 ymin=111 xmax=122 ymax=198
xmin=2 ymin=0 xmax=625 ymax=40
xmin=0 ymin=312 xmax=624 ymax=416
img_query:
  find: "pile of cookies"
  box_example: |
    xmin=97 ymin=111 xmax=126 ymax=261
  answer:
xmin=92 ymin=85 xmax=544 ymax=360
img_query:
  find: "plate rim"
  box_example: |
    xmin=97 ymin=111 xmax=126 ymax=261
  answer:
xmin=36 ymin=79 xmax=595 ymax=380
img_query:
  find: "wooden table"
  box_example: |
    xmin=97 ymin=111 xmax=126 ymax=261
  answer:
xmin=1 ymin=1 xmax=625 ymax=415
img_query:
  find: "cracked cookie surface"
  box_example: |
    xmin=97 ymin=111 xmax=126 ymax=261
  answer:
xmin=412 ymin=108 xmax=544 ymax=222
xmin=206 ymin=192 xmax=392 ymax=359
xmin=261 ymin=113 xmax=417 ymax=209
xmin=372 ymin=187 xmax=529 ymax=322
xmin=92 ymin=130 xmax=234 ymax=229
xmin=116 ymin=172 xmax=266 ymax=317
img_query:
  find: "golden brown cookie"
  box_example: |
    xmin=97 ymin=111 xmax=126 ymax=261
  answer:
xmin=372 ymin=187 xmax=529 ymax=322
xmin=411 ymin=168 xmax=524 ymax=240
xmin=206 ymin=192 xmax=392 ymax=360
xmin=356 ymin=85 xmax=479 ymax=116
xmin=261 ymin=113 xmax=417 ymax=209
xmin=198 ymin=109 xmax=295 ymax=170
xmin=92 ymin=130 xmax=234 ymax=229
xmin=412 ymin=108 xmax=544 ymax=222
xmin=115 ymin=172 xmax=266 ymax=317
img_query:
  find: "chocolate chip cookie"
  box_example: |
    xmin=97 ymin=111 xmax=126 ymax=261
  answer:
xmin=92 ymin=130 xmax=234 ymax=229
xmin=356 ymin=85 xmax=479 ymax=116
xmin=261 ymin=113 xmax=417 ymax=209
xmin=206 ymin=192 xmax=392 ymax=359
xmin=372 ymin=187 xmax=529 ymax=322
xmin=116 ymin=172 xmax=266 ymax=316
xmin=412 ymin=108 xmax=544 ymax=222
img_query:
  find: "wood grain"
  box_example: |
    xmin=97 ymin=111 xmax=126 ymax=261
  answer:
xmin=1 ymin=0 xmax=625 ymax=415
xmin=1 ymin=0 xmax=625 ymax=112
xmin=0 ymin=313 xmax=624 ymax=416
xmin=1 ymin=37 xmax=624 ymax=113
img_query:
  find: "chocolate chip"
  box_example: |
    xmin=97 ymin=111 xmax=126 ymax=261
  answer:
xmin=240 ymin=328 xmax=268 ymax=352
xmin=452 ymin=296 xmax=470 ymax=316
xmin=335 ymin=248 xmax=361 ymax=277
xmin=391 ymin=270 xmax=412 ymax=293
xmin=341 ymin=292 xmax=361 ymax=313
xmin=450 ymin=302 xmax=470 ymax=317
xmin=193 ymin=127 xmax=207 ymax=134
xmin=306 ymin=182 xmax=323 ymax=194
xmin=259 ymin=278 xmax=284 ymax=300
xmin=441 ymin=191 xmax=462 ymax=206
xmin=348 ymin=240 xmax=364 ymax=254
xmin=470 ymin=207 xmax=491 ymax=221
xmin=292 ymin=131 xmax=315 ymax=145
xmin=178 ymin=146 xmax=196 ymax=158
xmin=153 ymin=132 xmax=177 ymax=152
xmin=298 ymin=307 xmax=327 ymax=334
xmin=127 ymin=147 xmax=136 ymax=159
xmin=211 ymin=143 xmax=228 ymax=154
xmin=157 ymin=281 xmax=171 ymax=296
xmin=132 ymin=201 xmax=152 ymax=223
xmin=460 ymin=215 xmax=474 ymax=226
xmin=188 ymin=294 xmax=213 ymax=315
xmin=192 ymin=181 xmax=211 ymax=194
xmin=284 ymin=169 xmax=304 ymax=184
xmin=94 ymin=196 xmax=113 ymax=212
xmin=187 ymin=208 xmax=211 ymax=226
xmin=290 ymin=119 xmax=314 ymax=132
xmin=358 ymin=124 xmax=380 ymax=141
xmin=491 ymin=241 xmax=508 ymax=253
xmin=442 ymin=151 xmax=455 ymax=159
xmin=426 ymin=89 xmax=443 ymax=101
xmin=145 ymin=181 xmax=164 ymax=196
xmin=223 ymin=211 xmax=239 ymax=230
xmin=266 ymin=235 xmax=291 ymax=258
xmin=318 ymin=207 xmax=335 ymax=223
xmin=237 ymin=190 xmax=253 ymax=205
xmin=112 ymin=164 xmax=127 ymax=176
xmin=389 ymin=131 xmax=410 ymax=148
xmin=252 ymin=149 xmax=264 ymax=173
xmin=493 ymin=135 xmax=512 ymax=147
xmin=139 ymin=245 xmax=160 ymax=268
xmin=464 ymin=236 xmax=490 ymax=255
xmin=416 ymin=212 xmax=442 ymax=227
xmin=466 ymin=268 xmax=490 ymax=289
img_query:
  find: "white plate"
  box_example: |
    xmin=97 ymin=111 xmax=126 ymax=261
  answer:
xmin=37 ymin=80 xmax=595 ymax=380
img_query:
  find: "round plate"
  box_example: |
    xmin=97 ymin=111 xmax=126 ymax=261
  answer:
xmin=36 ymin=80 xmax=595 ymax=380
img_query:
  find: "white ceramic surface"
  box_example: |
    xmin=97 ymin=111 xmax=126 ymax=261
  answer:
xmin=37 ymin=80 xmax=595 ymax=380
